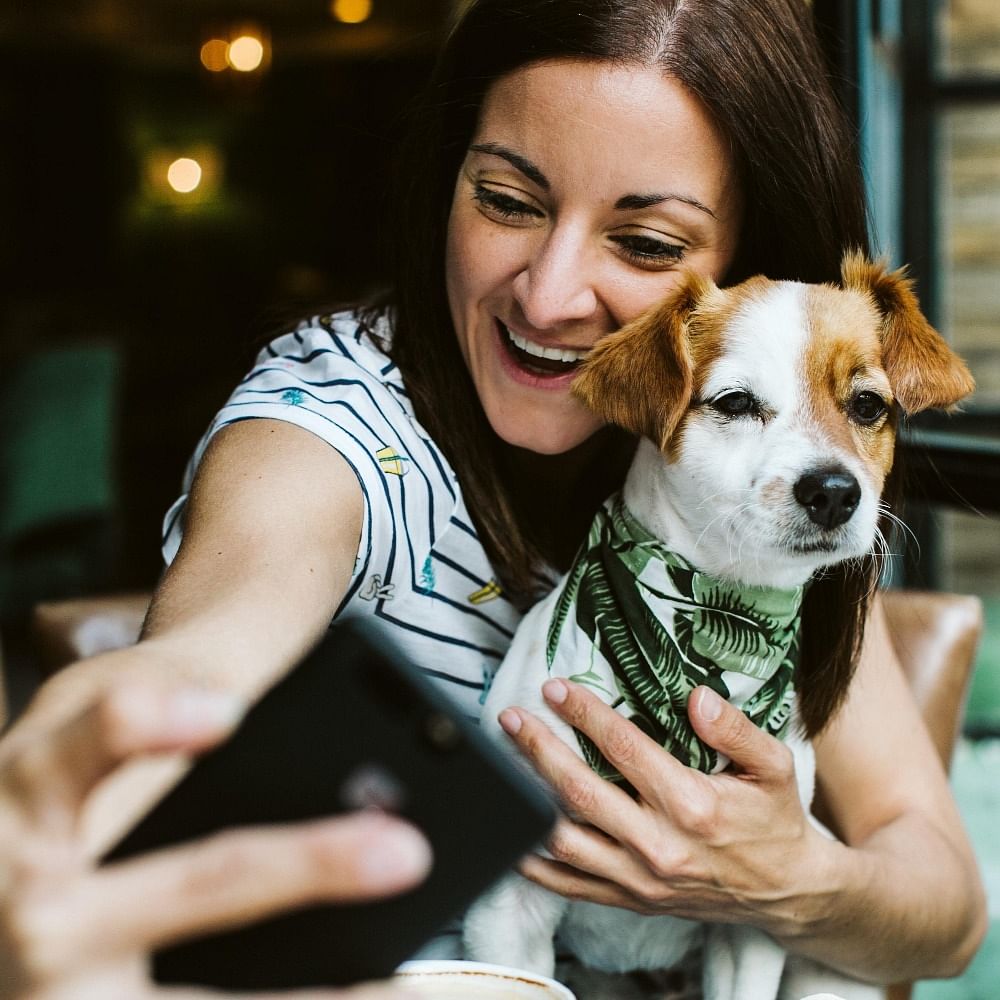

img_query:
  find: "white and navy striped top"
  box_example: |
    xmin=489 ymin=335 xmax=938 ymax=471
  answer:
xmin=162 ymin=310 xmax=540 ymax=723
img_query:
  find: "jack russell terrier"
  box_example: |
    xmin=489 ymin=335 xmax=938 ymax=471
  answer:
xmin=463 ymin=252 xmax=975 ymax=1000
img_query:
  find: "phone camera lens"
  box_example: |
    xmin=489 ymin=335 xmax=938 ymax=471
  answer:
xmin=424 ymin=712 xmax=462 ymax=751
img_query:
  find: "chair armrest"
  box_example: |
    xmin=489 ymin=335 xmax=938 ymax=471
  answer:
xmin=30 ymin=593 xmax=151 ymax=676
xmin=880 ymin=590 xmax=983 ymax=772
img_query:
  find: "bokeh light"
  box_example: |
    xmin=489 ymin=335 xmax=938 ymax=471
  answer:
xmin=166 ymin=158 xmax=203 ymax=194
xmin=331 ymin=0 xmax=373 ymax=25
xmin=227 ymin=34 xmax=265 ymax=72
xmin=199 ymin=38 xmax=229 ymax=72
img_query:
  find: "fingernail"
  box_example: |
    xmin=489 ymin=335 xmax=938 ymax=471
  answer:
xmin=167 ymin=689 xmax=246 ymax=733
xmin=697 ymin=687 xmax=723 ymax=722
xmin=362 ymin=822 xmax=432 ymax=886
xmin=542 ymin=679 xmax=568 ymax=704
xmin=498 ymin=708 xmax=522 ymax=735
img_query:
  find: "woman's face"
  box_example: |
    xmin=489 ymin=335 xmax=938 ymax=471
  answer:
xmin=445 ymin=59 xmax=743 ymax=455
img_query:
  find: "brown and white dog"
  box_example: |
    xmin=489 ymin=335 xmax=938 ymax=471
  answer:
xmin=463 ymin=253 xmax=974 ymax=1000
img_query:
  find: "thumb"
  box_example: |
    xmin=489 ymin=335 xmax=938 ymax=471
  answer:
xmin=688 ymin=686 xmax=786 ymax=777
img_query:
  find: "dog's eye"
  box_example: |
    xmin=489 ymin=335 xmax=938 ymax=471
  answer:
xmin=849 ymin=391 xmax=888 ymax=425
xmin=710 ymin=390 xmax=758 ymax=418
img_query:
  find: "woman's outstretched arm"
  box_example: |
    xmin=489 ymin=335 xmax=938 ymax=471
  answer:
xmin=5 ymin=417 xmax=366 ymax=851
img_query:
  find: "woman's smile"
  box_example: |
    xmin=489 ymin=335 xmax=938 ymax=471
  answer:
xmin=496 ymin=319 xmax=592 ymax=387
xmin=444 ymin=58 xmax=742 ymax=455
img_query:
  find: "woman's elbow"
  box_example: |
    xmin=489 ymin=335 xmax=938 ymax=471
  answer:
xmin=935 ymin=872 xmax=988 ymax=979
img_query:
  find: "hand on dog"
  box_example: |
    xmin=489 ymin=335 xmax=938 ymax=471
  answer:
xmin=499 ymin=680 xmax=833 ymax=935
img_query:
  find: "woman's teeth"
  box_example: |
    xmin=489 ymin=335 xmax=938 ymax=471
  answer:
xmin=504 ymin=325 xmax=589 ymax=364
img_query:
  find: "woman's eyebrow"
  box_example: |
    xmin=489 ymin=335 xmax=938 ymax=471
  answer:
xmin=468 ymin=142 xmax=549 ymax=189
xmin=468 ymin=143 xmax=717 ymax=220
xmin=615 ymin=191 xmax=718 ymax=219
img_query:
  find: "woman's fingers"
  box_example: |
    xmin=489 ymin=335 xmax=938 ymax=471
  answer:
xmin=497 ymin=702 xmax=640 ymax=842
xmin=534 ymin=678 xmax=692 ymax=804
xmin=517 ymin=852 xmax=643 ymax=911
xmin=540 ymin=817 xmax=664 ymax=894
xmin=5 ymin=684 xmax=245 ymax=822
xmin=30 ymin=812 xmax=431 ymax=970
xmin=687 ymin=686 xmax=795 ymax=781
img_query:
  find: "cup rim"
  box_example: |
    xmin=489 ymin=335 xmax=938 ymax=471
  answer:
xmin=395 ymin=959 xmax=576 ymax=999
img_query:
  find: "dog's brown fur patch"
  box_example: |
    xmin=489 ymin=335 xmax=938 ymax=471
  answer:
xmin=800 ymin=284 xmax=897 ymax=489
xmin=840 ymin=251 xmax=975 ymax=413
xmin=572 ymin=273 xmax=708 ymax=452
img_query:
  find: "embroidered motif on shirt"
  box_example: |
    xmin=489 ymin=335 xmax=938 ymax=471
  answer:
xmin=281 ymin=388 xmax=305 ymax=405
xmin=376 ymin=446 xmax=410 ymax=476
xmin=479 ymin=660 xmax=498 ymax=706
xmin=360 ymin=574 xmax=395 ymax=601
xmin=468 ymin=580 xmax=503 ymax=605
xmin=419 ymin=554 xmax=435 ymax=592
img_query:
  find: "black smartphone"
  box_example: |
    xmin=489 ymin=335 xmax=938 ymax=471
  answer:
xmin=102 ymin=620 xmax=555 ymax=990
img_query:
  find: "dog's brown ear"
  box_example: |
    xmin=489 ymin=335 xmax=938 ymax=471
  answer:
xmin=572 ymin=272 xmax=710 ymax=450
xmin=841 ymin=250 xmax=975 ymax=413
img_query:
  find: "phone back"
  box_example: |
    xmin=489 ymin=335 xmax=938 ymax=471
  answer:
xmin=103 ymin=621 xmax=555 ymax=989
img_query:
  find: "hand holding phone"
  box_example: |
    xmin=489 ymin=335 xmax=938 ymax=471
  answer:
xmin=103 ymin=621 xmax=555 ymax=990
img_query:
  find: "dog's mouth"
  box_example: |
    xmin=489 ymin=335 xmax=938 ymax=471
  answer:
xmin=498 ymin=320 xmax=589 ymax=376
xmin=788 ymin=539 xmax=840 ymax=555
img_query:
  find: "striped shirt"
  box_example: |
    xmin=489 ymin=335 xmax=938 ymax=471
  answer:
xmin=162 ymin=310 xmax=537 ymax=722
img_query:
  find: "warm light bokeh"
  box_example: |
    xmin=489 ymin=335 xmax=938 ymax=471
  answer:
xmin=199 ymin=38 xmax=229 ymax=72
xmin=227 ymin=35 xmax=265 ymax=72
xmin=166 ymin=158 xmax=203 ymax=194
xmin=331 ymin=0 xmax=373 ymax=25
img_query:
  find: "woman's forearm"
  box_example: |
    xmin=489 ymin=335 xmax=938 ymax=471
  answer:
xmin=772 ymin=809 xmax=987 ymax=983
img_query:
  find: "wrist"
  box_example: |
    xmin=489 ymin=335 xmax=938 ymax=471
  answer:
xmin=765 ymin=821 xmax=856 ymax=947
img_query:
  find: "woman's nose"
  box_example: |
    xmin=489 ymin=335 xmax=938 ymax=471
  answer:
xmin=511 ymin=230 xmax=598 ymax=330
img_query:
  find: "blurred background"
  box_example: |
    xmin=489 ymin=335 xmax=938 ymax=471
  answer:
xmin=0 ymin=0 xmax=453 ymax=606
xmin=0 ymin=1 xmax=998 ymax=996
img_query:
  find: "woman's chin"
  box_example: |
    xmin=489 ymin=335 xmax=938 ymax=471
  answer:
xmin=491 ymin=419 xmax=604 ymax=456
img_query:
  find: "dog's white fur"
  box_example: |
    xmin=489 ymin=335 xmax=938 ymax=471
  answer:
xmin=464 ymin=262 xmax=974 ymax=1000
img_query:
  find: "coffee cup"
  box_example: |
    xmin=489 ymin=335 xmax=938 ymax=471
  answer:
xmin=394 ymin=960 xmax=576 ymax=999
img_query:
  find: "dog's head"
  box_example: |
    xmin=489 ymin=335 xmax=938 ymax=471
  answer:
xmin=572 ymin=252 xmax=975 ymax=584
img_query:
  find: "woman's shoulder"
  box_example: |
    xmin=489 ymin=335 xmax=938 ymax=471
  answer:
xmin=259 ymin=308 xmax=403 ymax=393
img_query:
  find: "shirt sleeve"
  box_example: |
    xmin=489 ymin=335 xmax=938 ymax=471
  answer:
xmin=161 ymin=317 xmax=459 ymax=616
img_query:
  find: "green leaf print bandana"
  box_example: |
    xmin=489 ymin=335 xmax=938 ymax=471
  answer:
xmin=546 ymin=494 xmax=803 ymax=780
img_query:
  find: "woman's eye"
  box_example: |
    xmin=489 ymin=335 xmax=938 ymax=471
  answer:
xmin=472 ymin=185 xmax=543 ymax=222
xmin=849 ymin=390 xmax=888 ymax=425
xmin=610 ymin=234 xmax=685 ymax=269
xmin=710 ymin=390 xmax=759 ymax=418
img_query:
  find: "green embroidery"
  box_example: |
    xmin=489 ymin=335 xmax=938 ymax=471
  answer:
xmin=546 ymin=495 xmax=803 ymax=780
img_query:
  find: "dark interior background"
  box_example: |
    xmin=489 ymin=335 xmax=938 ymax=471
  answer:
xmin=0 ymin=0 xmax=451 ymax=603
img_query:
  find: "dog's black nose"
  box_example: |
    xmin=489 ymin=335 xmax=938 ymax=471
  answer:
xmin=793 ymin=470 xmax=861 ymax=529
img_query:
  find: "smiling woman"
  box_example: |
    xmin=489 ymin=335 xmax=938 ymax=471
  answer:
xmin=443 ymin=62 xmax=742 ymax=457
xmin=0 ymin=1 xmax=987 ymax=998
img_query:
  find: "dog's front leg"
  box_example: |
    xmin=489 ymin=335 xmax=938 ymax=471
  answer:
xmin=702 ymin=923 xmax=787 ymax=1000
xmin=778 ymin=953 xmax=886 ymax=1000
xmin=463 ymin=873 xmax=567 ymax=979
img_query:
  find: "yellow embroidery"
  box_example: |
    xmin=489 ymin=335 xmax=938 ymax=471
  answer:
xmin=468 ymin=580 xmax=502 ymax=605
xmin=376 ymin=446 xmax=409 ymax=476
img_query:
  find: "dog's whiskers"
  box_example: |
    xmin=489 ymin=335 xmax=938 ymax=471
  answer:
xmin=692 ymin=499 xmax=754 ymax=557
xmin=692 ymin=486 xmax=754 ymax=514
xmin=877 ymin=502 xmax=920 ymax=559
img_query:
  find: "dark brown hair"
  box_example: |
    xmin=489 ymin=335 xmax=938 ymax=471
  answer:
xmin=379 ymin=0 xmax=875 ymax=732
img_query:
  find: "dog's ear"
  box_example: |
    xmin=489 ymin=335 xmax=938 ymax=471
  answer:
xmin=840 ymin=250 xmax=975 ymax=414
xmin=572 ymin=271 xmax=710 ymax=450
